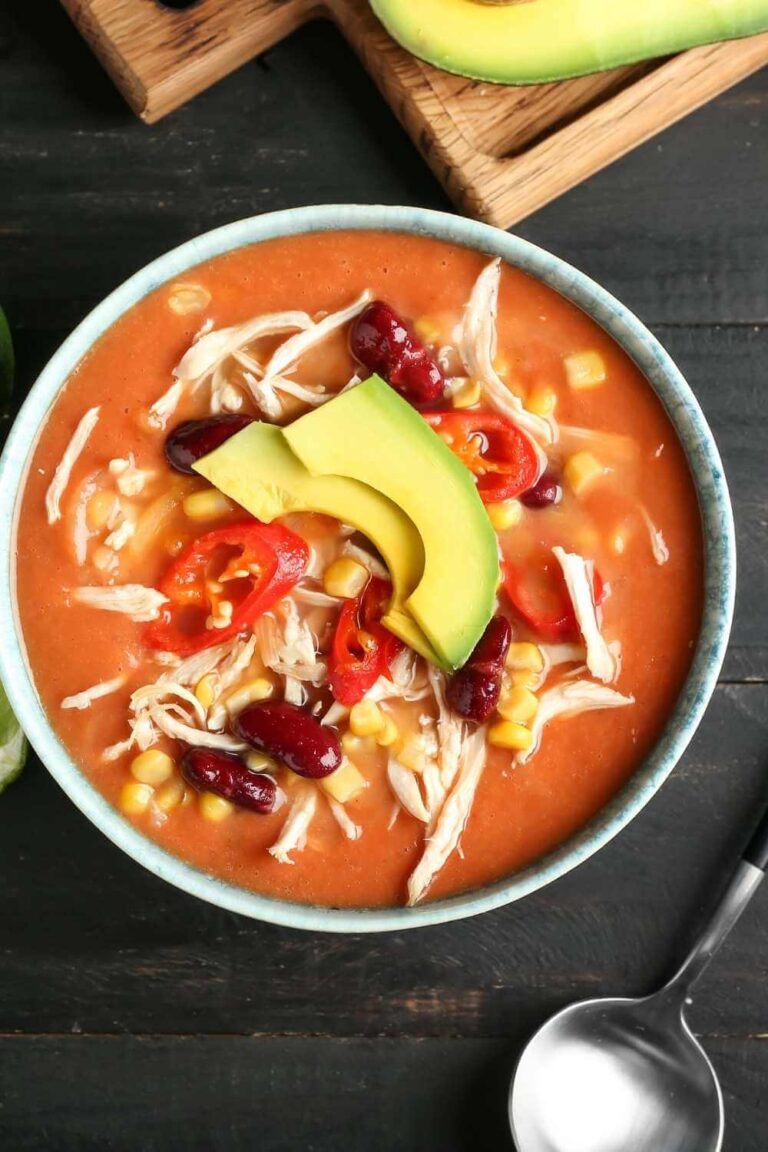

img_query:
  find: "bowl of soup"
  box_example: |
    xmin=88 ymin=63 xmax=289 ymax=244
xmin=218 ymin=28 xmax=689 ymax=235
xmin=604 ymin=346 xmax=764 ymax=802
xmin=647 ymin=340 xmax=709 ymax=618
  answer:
xmin=0 ymin=206 xmax=734 ymax=931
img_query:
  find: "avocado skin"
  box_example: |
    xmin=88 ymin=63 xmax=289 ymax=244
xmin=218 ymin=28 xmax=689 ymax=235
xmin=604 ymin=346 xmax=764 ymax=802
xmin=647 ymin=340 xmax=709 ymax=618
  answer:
xmin=370 ymin=0 xmax=768 ymax=85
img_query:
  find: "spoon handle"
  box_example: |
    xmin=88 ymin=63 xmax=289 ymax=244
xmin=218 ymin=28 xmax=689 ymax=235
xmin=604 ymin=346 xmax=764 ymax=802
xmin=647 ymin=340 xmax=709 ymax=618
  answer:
xmin=663 ymin=806 xmax=768 ymax=998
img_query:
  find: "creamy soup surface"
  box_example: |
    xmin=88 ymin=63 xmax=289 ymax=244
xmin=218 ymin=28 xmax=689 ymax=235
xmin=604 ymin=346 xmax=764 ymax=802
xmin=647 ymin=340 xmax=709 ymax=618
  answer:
xmin=16 ymin=231 xmax=703 ymax=908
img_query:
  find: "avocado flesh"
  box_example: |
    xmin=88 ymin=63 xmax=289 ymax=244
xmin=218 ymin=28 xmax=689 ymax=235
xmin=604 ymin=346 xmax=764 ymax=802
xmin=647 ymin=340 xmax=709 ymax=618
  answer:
xmin=370 ymin=0 xmax=768 ymax=85
xmin=194 ymin=421 xmax=444 ymax=667
xmin=284 ymin=376 xmax=499 ymax=670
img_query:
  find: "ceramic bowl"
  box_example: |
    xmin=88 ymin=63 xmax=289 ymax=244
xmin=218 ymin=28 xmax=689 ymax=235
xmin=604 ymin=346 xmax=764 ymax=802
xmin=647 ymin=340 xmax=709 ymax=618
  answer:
xmin=0 ymin=206 xmax=736 ymax=931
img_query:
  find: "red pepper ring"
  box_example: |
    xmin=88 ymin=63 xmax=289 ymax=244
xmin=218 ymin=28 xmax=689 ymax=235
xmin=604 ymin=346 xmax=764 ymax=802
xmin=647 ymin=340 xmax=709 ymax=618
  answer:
xmin=424 ymin=410 xmax=539 ymax=504
xmin=503 ymin=558 xmax=605 ymax=642
xmin=329 ymin=576 xmax=404 ymax=706
xmin=144 ymin=520 xmax=309 ymax=656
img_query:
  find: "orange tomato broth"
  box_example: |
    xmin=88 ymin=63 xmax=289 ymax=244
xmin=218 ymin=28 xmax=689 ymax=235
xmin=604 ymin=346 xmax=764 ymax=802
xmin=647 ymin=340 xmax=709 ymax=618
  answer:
xmin=14 ymin=231 xmax=702 ymax=908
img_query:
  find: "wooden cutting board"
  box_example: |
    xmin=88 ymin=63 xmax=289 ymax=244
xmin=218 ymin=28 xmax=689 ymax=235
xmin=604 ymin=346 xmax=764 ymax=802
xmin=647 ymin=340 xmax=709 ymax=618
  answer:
xmin=60 ymin=0 xmax=768 ymax=228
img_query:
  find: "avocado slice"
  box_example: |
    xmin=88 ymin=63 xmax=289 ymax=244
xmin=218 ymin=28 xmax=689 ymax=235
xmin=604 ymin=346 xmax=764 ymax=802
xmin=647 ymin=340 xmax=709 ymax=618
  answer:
xmin=284 ymin=376 xmax=499 ymax=669
xmin=370 ymin=0 xmax=768 ymax=85
xmin=194 ymin=421 xmax=444 ymax=666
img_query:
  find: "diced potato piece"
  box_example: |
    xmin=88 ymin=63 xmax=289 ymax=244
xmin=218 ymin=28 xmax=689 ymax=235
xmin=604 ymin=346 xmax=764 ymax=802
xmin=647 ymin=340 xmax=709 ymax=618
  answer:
xmin=323 ymin=557 xmax=369 ymax=599
xmin=320 ymin=760 xmax=368 ymax=803
xmin=225 ymin=678 xmax=275 ymax=714
xmin=564 ymin=350 xmax=607 ymax=391
xmin=183 ymin=489 xmax=235 ymax=522
xmin=349 ymin=700 xmax=385 ymax=737
xmin=413 ymin=316 xmax=441 ymax=345
xmin=451 ymin=377 xmax=482 ymax=409
xmin=564 ymin=451 xmax=606 ymax=497
xmin=87 ymin=489 xmax=120 ymax=531
xmin=376 ymin=715 xmax=399 ymax=748
xmin=154 ymin=777 xmax=186 ymax=813
xmin=527 ymin=385 xmax=558 ymax=418
xmin=488 ymin=721 xmax=534 ymax=752
xmin=506 ymin=641 xmax=545 ymax=672
xmin=119 ymin=780 xmax=154 ymax=815
xmin=487 ymin=500 xmax=523 ymax=532
xmin=130 ymin=749 xmax=175 ymax=785
xmin=194 ymin=673 xmax=218 ymax=711
xmin=498 ymin=686 xmax=538 ymax=724
xmin=168 ymin=282 xmax=211 ymax=315
xmin=199 ymin=792 xmax=234 ymax=822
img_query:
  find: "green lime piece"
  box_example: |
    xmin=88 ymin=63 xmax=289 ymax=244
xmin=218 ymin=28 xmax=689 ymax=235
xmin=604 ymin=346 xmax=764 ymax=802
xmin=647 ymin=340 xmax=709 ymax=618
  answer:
xmin=0 ymin=678 xmax=27 ymax=794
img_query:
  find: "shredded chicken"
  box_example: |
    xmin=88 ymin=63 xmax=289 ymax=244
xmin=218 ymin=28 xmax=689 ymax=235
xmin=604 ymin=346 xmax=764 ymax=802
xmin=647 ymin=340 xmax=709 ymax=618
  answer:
xmin=552 ymin=547 xmax=617 ymax=683
xmin=61 ymin=674 xmax=127 ymax=711
xmin=45 ymin=407 xmax=100 ymax=524
xmin=387 ymin=758 xmax=430 ymax=824
xmin=104 ymin=518 xmax=135 ymax=552
xmin=519 ymin=680 xmax=635 ymax=765
xmin=293 ymin=586 xmax=343 ymax=608
xmin=366 ymin=649 xmax=430 ymax=703
xmin=72 ymin=584 xmax=168 ymax=623
xmin=269 ymin=789 xmax=317 ymax=864
xmin=427 ymin=666 xmax=465 ymax=791
xmin=407 ymin=727 xmax=487 ymax=906
xmin=147 ymin=381 xmax=183 ymax=431
xmin=261 ymin=292 xmax=372 ymax=383
xmin=174 ymin=310 xmax=312 ymax=387
xmin=328 ymin=798 xmax=362 ymax=841
xmin=322 ymin=701 xmax=349 ymax=727
xmin=342 ymin=540 xmax=389 ymax=579
xmin=109 ymin=455 xmax=153 ymax=497
xmin=461 ymin=260 xmax=552 ymax=449
xmin=639 ymin=506 xmax=670 ymax=566
xmin=255 ymin=600 xmax=326 ymax=685
xmin=242 ymin=370 xmax=284 ymax=420
xmin=71 ymin=474 xmax=99 ymax=566
xmin=149 ymin=706 xmax=247 ymax=752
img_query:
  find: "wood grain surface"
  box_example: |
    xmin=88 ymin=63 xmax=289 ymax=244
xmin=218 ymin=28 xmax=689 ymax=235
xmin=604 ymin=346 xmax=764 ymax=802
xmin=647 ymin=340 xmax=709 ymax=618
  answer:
xmin=59 ymin=0 xmax=768 ymax=226
xmin=1 ymin=5 xmax=767 ymax=1149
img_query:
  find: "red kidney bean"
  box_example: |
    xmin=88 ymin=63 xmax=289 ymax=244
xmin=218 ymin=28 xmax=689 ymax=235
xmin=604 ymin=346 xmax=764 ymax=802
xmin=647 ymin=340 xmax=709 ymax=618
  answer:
xmin=520 ymin=471 xmax=562 ymax=509
xmin=349 ymin=301 xmax=445 ymax=406
xmin=446 ymin=615 xmax=512 ymax=723
xmin=165 ymin=415 xmax=254 ymax=474
xmin=233 ymin=701 xmax=342 ymax=779
xmin=180 ymin=747 xmax=282 ymax=814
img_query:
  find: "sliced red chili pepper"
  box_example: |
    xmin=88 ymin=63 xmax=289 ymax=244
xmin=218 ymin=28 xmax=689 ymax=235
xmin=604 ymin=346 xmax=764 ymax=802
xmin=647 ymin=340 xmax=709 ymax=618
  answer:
xmin=144 ymin=520 xmax=309 ymax=656
xmin=503 ymin=555 xmax=605 ymax=642
xmin=329 ymin=576 xmax=404 ymax=706
xmin=424 ymin=410 xmax=539 ymax=504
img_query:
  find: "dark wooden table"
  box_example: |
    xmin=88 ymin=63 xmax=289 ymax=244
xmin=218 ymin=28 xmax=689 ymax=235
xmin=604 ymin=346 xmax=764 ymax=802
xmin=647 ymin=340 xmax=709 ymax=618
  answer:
xmin=2 ymin=6 xmax=767 ymax=1149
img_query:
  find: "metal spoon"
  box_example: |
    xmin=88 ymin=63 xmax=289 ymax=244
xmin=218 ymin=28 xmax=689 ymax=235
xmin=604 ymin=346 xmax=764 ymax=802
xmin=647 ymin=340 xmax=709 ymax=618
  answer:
xmin=509 ymin=805 xmax=768 ymax=1152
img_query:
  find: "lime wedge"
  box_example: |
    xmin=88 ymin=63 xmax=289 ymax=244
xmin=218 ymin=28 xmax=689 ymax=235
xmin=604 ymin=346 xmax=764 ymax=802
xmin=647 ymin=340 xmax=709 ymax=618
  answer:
xmin=0 ymin=678 xmax=26 ymax=795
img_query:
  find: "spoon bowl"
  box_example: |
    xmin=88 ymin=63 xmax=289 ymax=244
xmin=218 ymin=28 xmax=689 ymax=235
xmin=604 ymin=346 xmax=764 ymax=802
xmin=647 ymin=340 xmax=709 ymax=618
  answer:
xmin=509 ymin=993 xmax=723 ymax=1152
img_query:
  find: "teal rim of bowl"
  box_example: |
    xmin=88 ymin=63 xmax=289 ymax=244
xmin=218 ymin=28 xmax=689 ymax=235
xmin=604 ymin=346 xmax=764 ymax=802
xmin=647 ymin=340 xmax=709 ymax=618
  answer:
xmin=0 ymin=205 xmax=736 ymax=932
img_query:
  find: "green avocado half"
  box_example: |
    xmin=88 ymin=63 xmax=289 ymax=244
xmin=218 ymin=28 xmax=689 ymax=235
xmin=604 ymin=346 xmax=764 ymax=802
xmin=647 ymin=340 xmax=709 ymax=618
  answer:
xmin=370 ymin=0 xmax=768 ymax=85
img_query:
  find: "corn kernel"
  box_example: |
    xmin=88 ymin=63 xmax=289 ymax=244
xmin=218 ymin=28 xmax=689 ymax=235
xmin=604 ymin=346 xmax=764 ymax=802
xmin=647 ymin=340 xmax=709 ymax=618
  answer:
xmin=349 ymin=700 xmax=385 ymax=737
xmin=488 ymin=721 xmax=534 ymax=752
xmin=323 ymin=557 xmax=369 ymax=599
xmin=199 ymin=791 xmax=234 ymax=822
xmin=168 ymin=282 xmax=211 ymax=315
xmin=130 ymin=750 xmax=175 ymax=785
xmin=506 ymin=641 xmax=545 ymax=672
xmin=487 ymin=500 xmax=523 ymax=532
xmin=498 ymin=686 xmax=539 ymax=724
xmin=527 ymin=385 xmax=558 ymax=418
xmin=450 ymin=377 xmax=482 ymax=409
xmin=564 ymin=451 xmax=606 ymax=497
xmin=245 ymin=750 xmax=278 ymax=773
xmin=413 ymin=316 xmax=441 ymax=345
xmin=154 ymin=777 xmax=185 ymax=812
xmin=119 ymin=780 xmax=154 ymax=815
xmin=321 ymin=760 xmax=368 ymax=803
xmin=194 ymin=673 xmax=218 ymax=711
xmin=509 ymin=668 xmax=540 ymax=689
xmin=397 ymin=733 xmax=427 ymax=774
xmin=376 ymin=715 xmax=399 ymax=747
xmin=225 ymin=678 xmax=274 ymax=714
xmin=564 ymin=350 xmax=607 ymax=391
xmin=183 ymin=489 xmax=235 ymax=522
xmin=86 ymin=489 xmax=120 ymax=531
